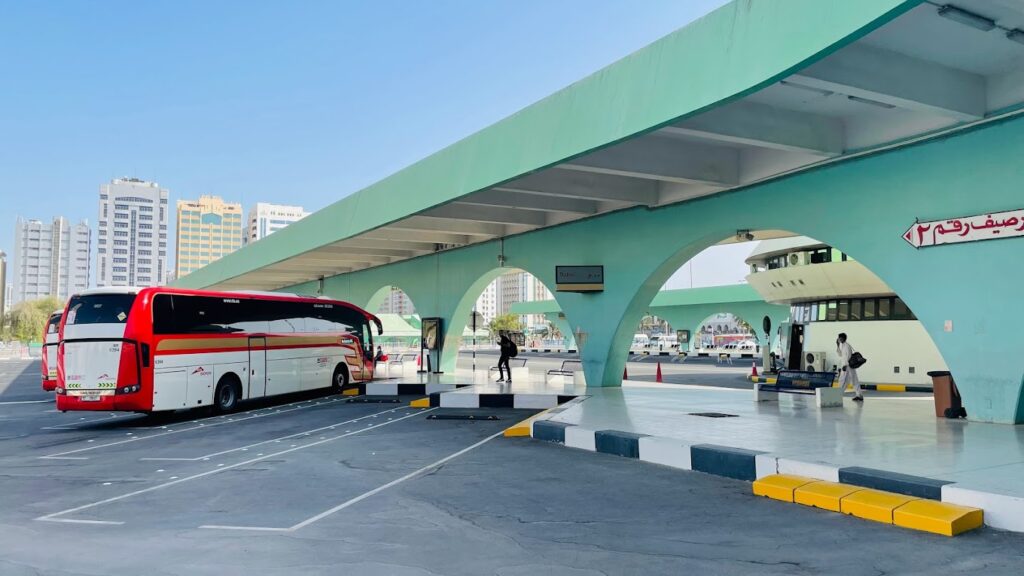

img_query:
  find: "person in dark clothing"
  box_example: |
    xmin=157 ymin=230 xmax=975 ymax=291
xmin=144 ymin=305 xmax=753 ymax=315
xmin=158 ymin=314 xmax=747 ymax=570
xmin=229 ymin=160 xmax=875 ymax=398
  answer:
xmin=497 ymin=331 xmax=513 ymax=383
xmin=374 ymin=346 xmax=384 ymax=363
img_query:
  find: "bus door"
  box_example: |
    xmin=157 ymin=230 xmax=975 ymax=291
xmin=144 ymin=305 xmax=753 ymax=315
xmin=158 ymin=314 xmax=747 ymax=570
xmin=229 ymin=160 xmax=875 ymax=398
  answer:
xmin=248 ymin=337 xmax=267 ymax=398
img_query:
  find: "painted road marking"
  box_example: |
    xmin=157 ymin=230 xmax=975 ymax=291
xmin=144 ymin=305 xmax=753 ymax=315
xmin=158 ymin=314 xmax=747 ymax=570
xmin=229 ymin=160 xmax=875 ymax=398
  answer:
xmin=39 ymin=395 xmax=358 ymax=459
xmin=35 ymin=407 xmax=434 ymax=525
xmin=140 ymin=406 xmax=415 ymax=462
xmin=42 ymin=414 xmax=125 ymax=430
xmin=201 ymin=429 xmax=505 ymax=532
xmin=0 ymin=399 xmax=54 ymax=405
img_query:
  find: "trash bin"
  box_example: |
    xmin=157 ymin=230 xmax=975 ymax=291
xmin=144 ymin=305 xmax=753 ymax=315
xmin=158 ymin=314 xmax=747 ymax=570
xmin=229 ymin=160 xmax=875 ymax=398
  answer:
xmin=928 ymin=370 xmax=966 ymax=418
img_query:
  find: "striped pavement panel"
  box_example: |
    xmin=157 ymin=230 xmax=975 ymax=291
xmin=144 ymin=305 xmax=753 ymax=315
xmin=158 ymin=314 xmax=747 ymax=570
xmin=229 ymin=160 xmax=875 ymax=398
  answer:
xmin=525 ymin=417 xmax=1016 ymax=533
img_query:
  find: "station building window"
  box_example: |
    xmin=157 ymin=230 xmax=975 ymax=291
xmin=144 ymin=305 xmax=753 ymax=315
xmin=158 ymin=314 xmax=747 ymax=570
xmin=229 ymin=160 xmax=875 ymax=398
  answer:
xmin=792 ymin=297 xmax=915 ymax=323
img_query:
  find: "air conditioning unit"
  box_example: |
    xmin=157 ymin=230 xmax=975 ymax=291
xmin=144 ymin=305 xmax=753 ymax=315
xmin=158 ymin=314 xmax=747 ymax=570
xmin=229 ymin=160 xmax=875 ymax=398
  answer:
xmin=788 ymin=252 xmax=808 ymax=267
xmin=804 ymin=351 xmax=827 ymax=372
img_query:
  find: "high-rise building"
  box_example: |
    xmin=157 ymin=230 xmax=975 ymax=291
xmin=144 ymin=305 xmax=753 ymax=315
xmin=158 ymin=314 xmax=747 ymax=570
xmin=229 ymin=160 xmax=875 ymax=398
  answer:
xmin=377 ymin=287 xmax=416 ymax=315
xmin=474 ymin=280 xmax=498 ymax=323
xmin=11 ymin=217 xmax=91 ymax=304
xmin=246 ymin=203 xmax=308 ymax=244
xmin=97 ymin=178 xmax=169 ymax=287
xmin=0 ymin=250 xmax=6 ymax=315
xmin=175 ymin=195 xmax=244 ymax=278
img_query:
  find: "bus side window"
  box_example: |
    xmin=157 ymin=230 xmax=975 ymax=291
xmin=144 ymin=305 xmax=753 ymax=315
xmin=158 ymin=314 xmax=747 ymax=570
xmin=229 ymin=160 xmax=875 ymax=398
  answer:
xmin=361 ymin=322 xmax=372 ymax=356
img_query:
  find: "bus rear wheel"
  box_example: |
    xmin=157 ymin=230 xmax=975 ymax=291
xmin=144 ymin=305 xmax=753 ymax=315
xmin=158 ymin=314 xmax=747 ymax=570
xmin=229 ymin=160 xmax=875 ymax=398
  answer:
xmin=332 ymin=364 xmax=349 ymax=393
xmin=214 ymin=377 xmax=240 ymax=413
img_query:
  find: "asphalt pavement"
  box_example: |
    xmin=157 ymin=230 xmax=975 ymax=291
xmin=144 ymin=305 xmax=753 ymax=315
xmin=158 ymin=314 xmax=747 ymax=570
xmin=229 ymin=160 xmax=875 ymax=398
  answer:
xmin=0 ymin=358 xmax=1019 ymax=575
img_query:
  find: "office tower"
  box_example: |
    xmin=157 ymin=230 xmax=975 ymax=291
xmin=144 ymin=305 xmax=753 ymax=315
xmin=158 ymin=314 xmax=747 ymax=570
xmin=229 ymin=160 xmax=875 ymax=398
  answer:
xmin=246 ymin=203 xmax=308 ymax=244
xmin=97 ymin=178 xmax=169 ymax=287
xmin=175 ymin=195 xmax=244 ymax=278
xmin=12 ymin=217 xmax=91 ymax=304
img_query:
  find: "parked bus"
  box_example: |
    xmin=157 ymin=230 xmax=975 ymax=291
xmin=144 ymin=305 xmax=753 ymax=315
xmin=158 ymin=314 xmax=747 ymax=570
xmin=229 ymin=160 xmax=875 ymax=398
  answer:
xmin=56 ymin=287 xmax=382 ymax=413
xmin=41 ymin=309 xmax=63 ymax=391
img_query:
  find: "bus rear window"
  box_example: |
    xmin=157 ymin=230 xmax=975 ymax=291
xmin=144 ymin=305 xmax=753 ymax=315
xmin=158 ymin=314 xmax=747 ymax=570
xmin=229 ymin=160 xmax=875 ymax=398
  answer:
xmin=66 ymin=294 xmax=137 ymax=325
xmin=46 ymin=314 xmax=62 ymax=334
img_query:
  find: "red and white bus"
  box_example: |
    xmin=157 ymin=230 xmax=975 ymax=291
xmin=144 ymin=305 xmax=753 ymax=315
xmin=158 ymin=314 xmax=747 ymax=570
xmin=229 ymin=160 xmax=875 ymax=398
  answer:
xmin=56 ymin=287 xmax=382 ymax=413
xmin=41 ymin=309 xmax=64 ymax=391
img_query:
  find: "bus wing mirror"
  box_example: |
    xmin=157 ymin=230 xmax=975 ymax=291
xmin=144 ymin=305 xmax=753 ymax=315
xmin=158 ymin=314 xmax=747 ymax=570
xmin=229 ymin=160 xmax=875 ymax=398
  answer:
xmin=372 ymin=317 xmax=383 ymax=336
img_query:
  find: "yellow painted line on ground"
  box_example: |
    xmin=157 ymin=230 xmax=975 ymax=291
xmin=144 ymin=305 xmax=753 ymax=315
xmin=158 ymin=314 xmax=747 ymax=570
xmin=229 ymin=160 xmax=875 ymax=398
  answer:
xmin=753 ymin=474 xmax=817 ymax=503
xmin=840 ymin=489 xmax=918 ymax=524
xmin=893 ymin=499 xmax=984 ymax=536
xmin=504 ymin=408 xmax=554 ymax=437
xmin=409 ymin=397 xmax=430 ymax=408
xmin=793 ymin=481 xmax=864 ymax=512
xmin=341 ymin=388 xmax=360 ymax=396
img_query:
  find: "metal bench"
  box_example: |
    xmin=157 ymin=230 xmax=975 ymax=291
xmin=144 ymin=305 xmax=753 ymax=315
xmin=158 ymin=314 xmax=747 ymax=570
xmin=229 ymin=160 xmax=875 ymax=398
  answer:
xmin=376 ymin=353 xmax=421 ymax=379
xmin=754 ymin=369 xmax=842 ymax=407
xmin=545 ymin=360 xmax=584 ymax=386
xmin=489 ymin=358 xmax=528 ymax=382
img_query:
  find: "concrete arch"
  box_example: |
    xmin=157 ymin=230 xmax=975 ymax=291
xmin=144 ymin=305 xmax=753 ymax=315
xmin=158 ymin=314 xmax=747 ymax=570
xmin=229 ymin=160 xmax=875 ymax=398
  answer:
xmin=576 ymin=118 xmax=1024 ymax=422
xmin=364 ymin=284 xmax=418 ymax=315
xmin=438 ymin=267 xmax=563 ymax=374
xmin=297 ymin=114 xmax=1024 ymax=422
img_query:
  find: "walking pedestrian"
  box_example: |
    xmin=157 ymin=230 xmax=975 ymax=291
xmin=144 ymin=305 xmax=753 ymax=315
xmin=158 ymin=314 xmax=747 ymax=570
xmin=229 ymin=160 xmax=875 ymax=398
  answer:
xmin=497 ymin=331 xmax=513 ymax=383
xmin=837 ymin=333 xmax=863 ymax=402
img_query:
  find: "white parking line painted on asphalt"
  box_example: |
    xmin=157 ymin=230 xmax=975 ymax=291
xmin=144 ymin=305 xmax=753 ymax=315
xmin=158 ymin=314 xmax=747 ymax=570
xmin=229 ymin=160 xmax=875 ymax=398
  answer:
xmin=0 ymin=399 xmax=54 ymax=405
xmin=35 ymin=407 xmax=434 ymax=525
xmin=42 ymin=414 xmax=124 ymax=430
xmin=200 ymin=429 xmax=504 ymax=532
xmin=38 ymin=518 xmax=126 ymax=526
xmin=38 ymin=395 xmax=359 ymax=459
xmin=139 ymin=406 xmax=415 ymax=462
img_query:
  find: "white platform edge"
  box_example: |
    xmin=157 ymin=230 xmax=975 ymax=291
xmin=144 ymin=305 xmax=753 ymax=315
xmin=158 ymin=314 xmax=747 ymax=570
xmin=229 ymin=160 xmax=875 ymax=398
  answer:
xmin=364 ymin=383 xmax=398 ymax=396
xmin=942 ymin=484 xmax=1024 ymax=532
xmin=776 ymin=458 xmax=841 ymax=482
xmin=564 ymin=426 xmax=597 ymax=452
xmin=755 ymin=454 xmax=778 ymax=479
xmin=514 ymin=394 xmax=560 ymax=409
xmin=439 ymin=394 xmax=479 ymax=408
xmin=637 ymin=436 xmax=692 ymax=471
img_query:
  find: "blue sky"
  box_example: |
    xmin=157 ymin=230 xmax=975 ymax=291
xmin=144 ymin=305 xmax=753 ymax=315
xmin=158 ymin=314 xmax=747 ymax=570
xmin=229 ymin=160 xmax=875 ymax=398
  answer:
xmin=0 ymin=0 xmax=745 ymax=287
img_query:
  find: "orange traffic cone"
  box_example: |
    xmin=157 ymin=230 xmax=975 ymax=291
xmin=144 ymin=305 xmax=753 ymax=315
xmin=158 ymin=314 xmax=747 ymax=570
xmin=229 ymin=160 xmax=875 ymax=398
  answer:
xmin=751 ymin=361 xmax=758 ymax=378
xmin=623 ymin=366 xmax=628 ymax=380
xmin=417 ymin=354 xmax=421 ymax=367
xmin=656 ymin=362 xmax=663 ymax=383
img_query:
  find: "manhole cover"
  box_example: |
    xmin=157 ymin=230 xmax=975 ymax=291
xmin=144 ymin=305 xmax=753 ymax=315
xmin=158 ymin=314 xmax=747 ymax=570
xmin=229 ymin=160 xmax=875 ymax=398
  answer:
xmin=688 ymin=412 xmax=738 ymax=418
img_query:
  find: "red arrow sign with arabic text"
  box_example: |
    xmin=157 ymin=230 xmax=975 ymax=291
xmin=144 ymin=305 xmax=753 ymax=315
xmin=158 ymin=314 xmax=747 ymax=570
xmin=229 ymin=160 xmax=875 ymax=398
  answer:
xmin=904 ymin=209 xmax=1024 ymax=248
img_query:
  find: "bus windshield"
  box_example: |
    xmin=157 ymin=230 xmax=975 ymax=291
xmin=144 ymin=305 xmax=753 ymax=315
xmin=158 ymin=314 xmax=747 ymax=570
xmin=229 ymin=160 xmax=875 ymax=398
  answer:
xmin=65 ymin=294 xmax=137 ymax=325
xmin=46 ymin=314 xmax=62 ymax=334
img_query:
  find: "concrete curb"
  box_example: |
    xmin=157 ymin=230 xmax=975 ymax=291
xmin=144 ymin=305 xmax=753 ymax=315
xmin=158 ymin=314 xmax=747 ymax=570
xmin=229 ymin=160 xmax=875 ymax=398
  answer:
xmin=529 ymin=419 xmax=1024 ymax=533
xmin=748 ymin=375 xmax=933 ymax=393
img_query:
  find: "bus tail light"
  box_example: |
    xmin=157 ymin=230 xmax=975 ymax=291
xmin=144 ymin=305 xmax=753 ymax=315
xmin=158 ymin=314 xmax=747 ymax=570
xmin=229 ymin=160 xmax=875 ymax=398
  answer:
xmin=117 ymin=341 xmax=140 ymax=392
xmin=40 ymin=344 xmax=49 ymax=380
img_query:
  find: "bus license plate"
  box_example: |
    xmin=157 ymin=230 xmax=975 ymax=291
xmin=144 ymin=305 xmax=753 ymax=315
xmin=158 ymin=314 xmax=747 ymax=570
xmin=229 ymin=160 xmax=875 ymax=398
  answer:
xmin=81 ymin=394 xmax=101 ymax=402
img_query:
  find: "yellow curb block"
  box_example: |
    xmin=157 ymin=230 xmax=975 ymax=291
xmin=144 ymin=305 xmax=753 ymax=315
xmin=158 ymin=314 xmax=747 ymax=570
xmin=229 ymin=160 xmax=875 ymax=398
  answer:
xmin=753 ymin=477 xmax=984 ymax=536
xmin=753 ymin=474 xmax=816 ymax=503
xmin=409 ymin=397 xmax=430 ymax=408
xmin=893 ymin=499 xmax=984 ymax=536
xmin=841 ymin=489 xmax=918 ymax=524
xmin=794 ymin=481 xmax=864 ymax=512
xmin=504 ymin=408 xmax=553 ymax=437
xmin=341 ymin=388 xmax=360 ymax=396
